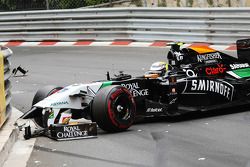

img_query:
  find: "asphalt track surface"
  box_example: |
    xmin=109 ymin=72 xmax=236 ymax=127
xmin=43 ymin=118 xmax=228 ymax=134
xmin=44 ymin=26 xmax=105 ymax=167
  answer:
xmin=10 ymin=46 xmax=250 ymax=167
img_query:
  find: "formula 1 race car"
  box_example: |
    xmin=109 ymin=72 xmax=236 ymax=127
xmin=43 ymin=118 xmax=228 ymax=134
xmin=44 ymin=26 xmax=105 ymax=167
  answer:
xmin=19 ymin=39 xmax=250 ymax=140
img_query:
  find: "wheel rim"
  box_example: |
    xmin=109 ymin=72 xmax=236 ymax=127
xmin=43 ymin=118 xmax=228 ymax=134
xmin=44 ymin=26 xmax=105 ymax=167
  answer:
xmin=113 ymin=94 xmax=132 ymax=121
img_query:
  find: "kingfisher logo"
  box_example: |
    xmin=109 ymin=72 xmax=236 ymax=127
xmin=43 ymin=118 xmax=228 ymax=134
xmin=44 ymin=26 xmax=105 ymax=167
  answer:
xmin=197 ymin=52 xmax=222 ymax=62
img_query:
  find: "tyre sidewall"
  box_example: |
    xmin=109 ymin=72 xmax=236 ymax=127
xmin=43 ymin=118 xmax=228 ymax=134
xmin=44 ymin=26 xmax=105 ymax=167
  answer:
xmin=93 ymin=85 xmax=136 ymax=132
xmin=32 ymin=85 xmax=62 ymax=127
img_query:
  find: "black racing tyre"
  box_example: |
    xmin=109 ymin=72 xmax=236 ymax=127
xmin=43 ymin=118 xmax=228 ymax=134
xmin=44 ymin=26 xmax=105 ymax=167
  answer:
xmin=92 ymin=85 xmax=136 ymax=132
xmin=32 ymin=85 xmax=62 ymax=128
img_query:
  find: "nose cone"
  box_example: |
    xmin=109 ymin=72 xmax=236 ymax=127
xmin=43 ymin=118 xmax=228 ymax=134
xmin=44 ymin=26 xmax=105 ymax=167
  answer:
xmin=34 ymin=84 xmax=84 ymax=109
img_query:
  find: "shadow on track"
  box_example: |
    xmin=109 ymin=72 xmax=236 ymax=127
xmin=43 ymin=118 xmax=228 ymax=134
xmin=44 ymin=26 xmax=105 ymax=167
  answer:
xmin=135 ymin=104 xmax=250 ymax=124
xmin=97 ymin=104 xmax=250 ymax=135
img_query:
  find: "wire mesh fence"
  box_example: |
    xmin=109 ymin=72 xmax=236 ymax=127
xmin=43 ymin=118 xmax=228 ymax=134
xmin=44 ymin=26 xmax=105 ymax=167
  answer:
xmin=1 ymin=0 xmax=250 ymax=12
xmin=0 ymin=0 xmax=46 ymax=11
xmin=0 ymin=0 xmax=111 ymax=11
xmin=48 ymin=0 xmax=87 ymax=9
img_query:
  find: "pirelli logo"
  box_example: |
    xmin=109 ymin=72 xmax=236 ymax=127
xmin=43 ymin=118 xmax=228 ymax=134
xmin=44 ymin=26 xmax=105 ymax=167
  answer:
xmin=0 ymin=52 xmax=6 ymax=128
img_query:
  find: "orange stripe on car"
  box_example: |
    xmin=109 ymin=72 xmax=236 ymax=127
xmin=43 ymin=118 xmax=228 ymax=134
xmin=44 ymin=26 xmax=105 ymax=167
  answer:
xmin=188 ymin=45 xmax=216 ymax=54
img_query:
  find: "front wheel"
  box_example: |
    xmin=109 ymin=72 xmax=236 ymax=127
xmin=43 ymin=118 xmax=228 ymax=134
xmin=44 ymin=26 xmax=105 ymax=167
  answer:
xmin=92 ymin=85 xmax=136 ymax=132
xmin=32 ymin=85 xmax=62 ymax=128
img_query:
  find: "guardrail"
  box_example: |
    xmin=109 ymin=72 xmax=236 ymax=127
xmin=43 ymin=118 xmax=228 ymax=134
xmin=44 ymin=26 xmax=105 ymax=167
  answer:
xmin=0 ymin=46 xmax=12 ymax=128
xmin=0 ymin=8 xmax=250 ymax=44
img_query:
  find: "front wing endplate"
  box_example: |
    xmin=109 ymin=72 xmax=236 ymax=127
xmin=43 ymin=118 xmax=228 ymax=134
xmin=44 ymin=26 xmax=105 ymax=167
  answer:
xmin=48 ymin=122 xmax=97 ymax=141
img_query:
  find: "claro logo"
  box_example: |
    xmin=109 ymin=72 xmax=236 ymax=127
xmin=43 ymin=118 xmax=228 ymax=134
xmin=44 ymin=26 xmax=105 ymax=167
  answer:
xmin=121 ymin=82 xmax=149 ymax=97
xmin=205 ymin=64 xmax=226 ymax=75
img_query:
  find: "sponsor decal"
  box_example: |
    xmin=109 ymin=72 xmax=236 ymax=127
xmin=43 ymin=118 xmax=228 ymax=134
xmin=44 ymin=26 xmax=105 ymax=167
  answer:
xmin=58 ymin=88 xmax=69 ymax=93
xmin=50 ymin=101 xmax=69 ymax=107
xmin=185 ymin=69 xmax=197 ymax=77
xmin=232 ymin=67 xmax=250 ymax=78
xmin=230 ymin=63 xmax=250 ymax=70
xmin=121 ymin=82 xmax=149 ymax=97
xmin=205 ymin=64 xmax=227 ymax=75
xmin=197 ymin=52 xmax=222 ymax=62
xmin=174 ymin=51 xmax=183 ymax=61
xmin=50 ymin=123 xmax=97 ymax=140
xmin=169 ymin=97 xmax=177 ymax=105
xmin=62 ymin=116 xmax=71 ymax=124
xmin=183 ymin=79 xmax=234 ymax=101
xmin=48 ymin=110 xmax=54 ymax=119
xmin=146 ymin=108 xmax=163 ymax=113
xmin=56 ymin=125 xmax=88 ymax=139
xmin=204 ymin=59 xmax=218 ymax=64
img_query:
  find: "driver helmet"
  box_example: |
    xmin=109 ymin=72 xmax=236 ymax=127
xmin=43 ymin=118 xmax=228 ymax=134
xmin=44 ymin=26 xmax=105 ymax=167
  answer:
xmin=149 ymin=61 xmax=168 ymax=77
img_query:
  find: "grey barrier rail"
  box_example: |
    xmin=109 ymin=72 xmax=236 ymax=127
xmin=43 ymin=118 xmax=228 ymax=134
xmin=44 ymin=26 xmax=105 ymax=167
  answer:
xmin=0 ymin=46 xmax=12 ymax=128
xmin=0 ymin=7 xmax=250 ymax=44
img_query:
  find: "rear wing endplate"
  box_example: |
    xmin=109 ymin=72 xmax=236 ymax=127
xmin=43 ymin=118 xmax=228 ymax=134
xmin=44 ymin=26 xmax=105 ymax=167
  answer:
xmin=237 ymin=38 xmax=250 ymax=63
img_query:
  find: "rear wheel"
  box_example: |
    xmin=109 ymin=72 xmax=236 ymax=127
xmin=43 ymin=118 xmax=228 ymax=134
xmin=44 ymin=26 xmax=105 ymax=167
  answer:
xmin=92 ymin=85 xmax=136 ymax=132
xmin=32 ymin=85 xmax=62 ymax=127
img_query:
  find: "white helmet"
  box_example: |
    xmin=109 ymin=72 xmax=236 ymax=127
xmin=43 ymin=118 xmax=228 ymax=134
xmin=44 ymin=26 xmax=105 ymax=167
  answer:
xmin=149 ymin=61 xmax=168 ymax=77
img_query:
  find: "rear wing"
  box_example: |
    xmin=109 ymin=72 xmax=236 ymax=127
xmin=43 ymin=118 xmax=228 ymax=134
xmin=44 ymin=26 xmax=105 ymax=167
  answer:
xmin=237 ymin=39 xmax=250 ymax=63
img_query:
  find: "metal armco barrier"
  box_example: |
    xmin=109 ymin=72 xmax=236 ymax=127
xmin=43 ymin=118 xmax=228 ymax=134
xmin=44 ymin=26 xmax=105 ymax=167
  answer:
xmin=0 ymin=8 xmax=250 ymax=44
xmin=0 ymin=46 xmax=12 ymax=128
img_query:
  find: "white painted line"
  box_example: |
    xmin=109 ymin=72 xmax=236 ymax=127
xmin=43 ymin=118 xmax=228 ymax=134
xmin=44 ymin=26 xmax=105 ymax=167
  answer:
xmin=129 ymin=42 xmax=152 ymax=47
xmin=90 ymin=42 xmax=112 ymax=46
xmin=0 ymin=41 xmax=236 ymax=53
xmin=181 ymin=44 xmax=192 ymax=48
xmin=210 ymin=45 xmax=229 ymax=51
xmin=20 ymin=42 xmax=40 ymax=46
xmin=54 ymin=42 xmax=76 ymax=46
xmin=0 ymin=42 xmax=8 ymax=46
xmin=225 ymin=51 xmax=238 ymax=59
